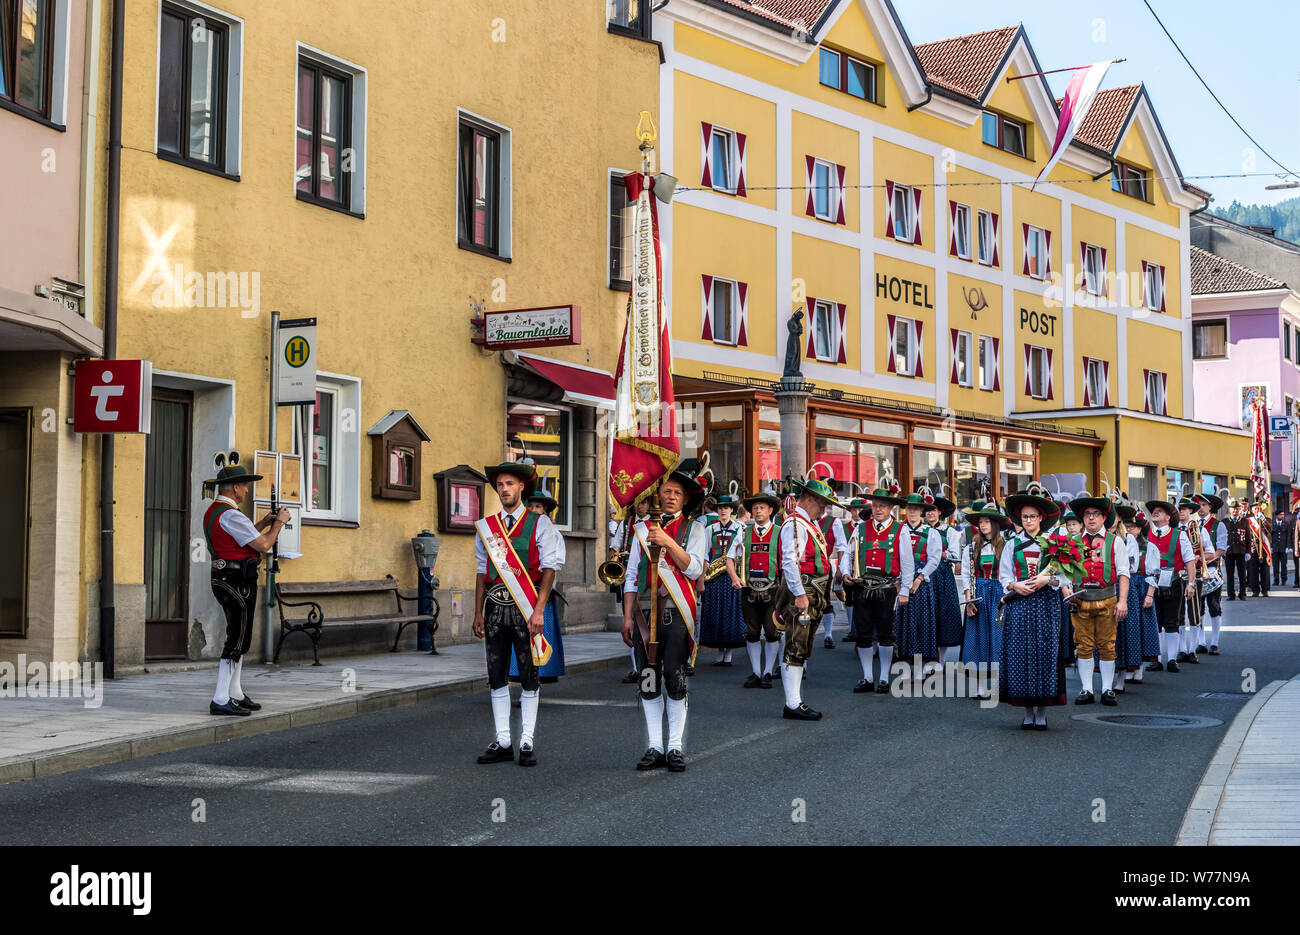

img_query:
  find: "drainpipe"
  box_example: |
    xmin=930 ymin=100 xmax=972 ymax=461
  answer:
xmin=1113 ymin=412 xmax=1122 ymax=497
xmin=99 ymin=0 xmax=125 ymax=678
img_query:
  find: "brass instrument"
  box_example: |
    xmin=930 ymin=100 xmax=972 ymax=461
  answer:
xmin=1188 ymin=517 xmax=1209 ymax=579
xmin=598 ymin=551 xmax=628 ymax=586
xmin=704 ymin=555 xmax=730 ymax=581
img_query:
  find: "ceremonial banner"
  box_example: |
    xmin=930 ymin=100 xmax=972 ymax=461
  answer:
xmin=609 ymin=170 xmax=679 ymax=515
xmin=1032 ymin=61 xmax=1112 ymax=191
xmin=1250 ymin=397 xmax=1270 ymax=502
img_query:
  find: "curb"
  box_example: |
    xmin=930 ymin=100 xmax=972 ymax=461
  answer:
xmin=0 ymin=654 xmax=626 ymax=787
xmin=1175 ymin=678 xmax=1287 ymax=846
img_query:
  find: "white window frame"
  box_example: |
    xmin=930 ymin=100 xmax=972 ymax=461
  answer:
xmin=607 ymin=167 xmax=634 ymax=289
xmin=709 ymin=276 xmax=740 ymax=346
xmin=977 ymin=335 xmax=996 ymax=390
xmin=456 ymin=108 xmax=512 ymax=258
xmin=953 ymin=203 xmax=972 ymax=260
xmin=811 ymin=157 xmax=838 ymax=222
xmin=977 ymin=209 xmax=994 ymax=265
xmin=1083 ymin=243 xmax=1103 ymax=296
xmin=292 ymin=371 xmax=362 ymax=524
xmin=892 ymin=183 xmax=916 ymax=242
xmin=1145 ymin=369 xmax=1166 ymax=415
xmin=812 ymin=299 xmax=839 ymax=363
xmin=1028 ymin=345 xmax=1049 ymax=400
xmin=294 ymin=43 xmax=367 ymax=215
xmin=954 ymin=330 xmax=973 ymax=387
xmin=155 ymin=0 xmax=245 ymax=175
xmin=1142 ymin=262 xmax=1163 ymax=311
xmin=1084 ymin=357 xmax=1105 ymax=407
xmin=1026 ymin=225 xmax=1047 ymax=280
xmin=710 ymin=125 xmax=737 ymax=195
xmin=893 ymin=316 xmax=919 ymax=376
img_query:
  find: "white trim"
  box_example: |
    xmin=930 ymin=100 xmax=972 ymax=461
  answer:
xmin=1192 ymin=288 xmax=1292 ymax=303
xmin=456 ymin=107 xmax=513 ymax=258
xmin=954 ymin=329 xmax=974 ymax=388
xmin=292 ymin=370 xmax=362 ymax=524
xmin=1008 ymin=407 xmax=1252 ymax=438
xmin=47 ymin=0 xmax=71 ymax=126
xmin=853 ymin=0 xmax=929 ymax=105
xmin=662 ymin=0 xmax=816 ymax=65
xmin=809 ymin=156 xmax=838 ymax=222
xmin=294 ymin=42 xmax=368 ymax=215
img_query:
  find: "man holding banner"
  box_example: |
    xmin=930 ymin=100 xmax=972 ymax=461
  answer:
xmin=473 ymin=460 xmax=561 ymax=768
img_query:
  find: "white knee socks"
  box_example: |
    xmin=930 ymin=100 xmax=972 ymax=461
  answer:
xmin=1210 ymin=615 xmax=1222 ymax=648
xmin=1162 ymin=631 xmax=1179 ymax=663
xmin=228 ymin=659 xmax=244 ymax=700
xmin=490 ymin=686 xmax=511 ymax=746
xmin=1033 ymin=705 xmax=1047 ymax=726
xmin=1078 ymin=656 xmax=1095 ymax=694
xmin=1099 ymin=660 xmax=1115 ymax=693
xmin=519 ymin=689 xmax=539 ymax=748
xmin=642 ymin=695 xmax=665 ymax=752
xmin=747 ymin=640 xmax=763 ymax=676
xmin=857 ymin=647 xmax=873 ymax=680
xmin=783 ymin=665 xmax=804 ymax=709
xmin=821 ymin=614 xmax=834 ymax=640
xmin=665 ymin=696 xmax=687 ymax=751
xmin=767 ymin=639 xmax=783 ymax=675
xmin=878 ymin=645 xmax=894 ymax=683
xmin=213 ymin=659 xmax=233 ymax=705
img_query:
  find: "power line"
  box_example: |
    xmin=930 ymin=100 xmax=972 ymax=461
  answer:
xmin=1143 ymin=0 xmax=1298 ymax=180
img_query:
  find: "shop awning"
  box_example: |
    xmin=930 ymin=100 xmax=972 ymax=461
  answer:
xmin=506 ymin=351 xmax=615 ymax=408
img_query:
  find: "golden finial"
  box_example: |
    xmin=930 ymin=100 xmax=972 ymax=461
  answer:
xmin=636 ymin=111 xmax=657 ymax=151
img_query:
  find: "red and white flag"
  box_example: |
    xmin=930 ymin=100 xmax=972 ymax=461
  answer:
xmin=609 ymin=170 xmax=679 ymax=516
xmin=1250 ymin=397 xmax=1270 ymax=502
xmin=1032 ymin=61 xmax=1113 ymax=191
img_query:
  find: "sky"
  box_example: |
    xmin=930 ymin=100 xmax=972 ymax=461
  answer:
xmin=892 ymin=0 xmax=1300 ymax=209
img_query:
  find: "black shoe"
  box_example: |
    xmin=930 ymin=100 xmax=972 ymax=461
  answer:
xmin=1226 ymin=595 xmax=1236 ymax=601
xmin=824 ymin=637 xmax=835 ymax=649
xmin=1197 ymin=644 xmax=1208 ymax=654
xmin=1020 ymin=721 xmax=1035 ymax=731
xmin=1209 ymin=645 xmax=1220 ymax=655
xmin=876 ymin=679 xmax=890 ymax=694
xmin=1100 ymin=690 xmax=1118 ymax=706
xmin=1177 ymin=651 xmax=1189 ymax=662
xmin=783 ymin=703 xmax=822 ymax=720
xmin=854 ymin=679 xmax=872 ymax=693
xmin=760 ymin=673 xmax=773 ymax=689
xmin=231 ymin=694 xmax=261 ymax=711
xmin=743 ymin=673 xmax=763 ymax=688
xmin=666 ymin=749 xmax=686 ymax=772
xmin=840 ymin=634 xmax=856 ymax=642
xmin=1075 ymin=690 xmax=1095 ymax=705
xmin=636 ymin=748 xmax=666 ymax=771
xmin=1146 ymin=661 xmax=1164 ymax=672
xmin=1186 ymin=652 xmax=1199 ymax=664
xmin=518 ymin=744 xmax=537 ymax=767
xmin=684 ymin=665 xmax=695 ymax=677
xmin=622 ymin=670 xmax=640 ymax=684
xmin=476 ymin=742 xmax=514 ymax=764
xmin=1033 ymin=723 xmax=1048 ymax=731
xmin=1166 ymin=660 xmax=1180 ymax=673
xmin=209 ymin=699 xmax=251 ymax=717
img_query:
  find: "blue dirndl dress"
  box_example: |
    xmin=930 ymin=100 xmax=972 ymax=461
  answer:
xmin=961 ymin=574 xmax=1004 ymax=667
xmin=932 ymin=560 xmax=964 ymax=647
xmin=999 ymin=543 xmax=1069 ymax=707
xmin=895 ymin=578 xmax=938 ymax=663
xmin=510 ymin=595 xmax=565 ymax=681
xmin=698 ymin=577 xmax=746 ymax=648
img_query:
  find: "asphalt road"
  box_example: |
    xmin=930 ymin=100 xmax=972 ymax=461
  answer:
xmin=5 ymin=590 xmax=1298 ymax=845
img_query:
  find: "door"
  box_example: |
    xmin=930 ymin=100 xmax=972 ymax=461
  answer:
xmin=0 ymin=409 xmax=31 ymax=637
xmin=144 ymin=390 xmax=192 ymax=659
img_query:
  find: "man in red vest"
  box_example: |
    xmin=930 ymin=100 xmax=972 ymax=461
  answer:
xmin=726 ymin=492 xmax=783 ymax=689
xmin=1143 ymin=499 xmax=1197 ymax=673
xmin=841 ymin=486 xmax=913 ymax=694
xmin=202 ymin=460 xmax=290 ymax=716
xmin=473 ymin=461 xmax=561 ymax=768
xmin=1068 ymin=497 xmax=1129 ymax=706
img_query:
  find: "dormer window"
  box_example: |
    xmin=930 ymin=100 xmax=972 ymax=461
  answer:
xmin=1112 ymin=161 xmax=1151 ymax=202
xmin=981 ymin=111 xmax=1027 ymax=158
xmin=819 ymin=47 xmax=877 ymax=103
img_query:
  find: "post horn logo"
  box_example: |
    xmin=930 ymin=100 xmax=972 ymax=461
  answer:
xmin=963 ymin=286 xmax=989 ymax=319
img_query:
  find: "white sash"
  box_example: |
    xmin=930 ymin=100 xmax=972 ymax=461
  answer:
xmin=475 ymin=516 xmax=538 ymax=620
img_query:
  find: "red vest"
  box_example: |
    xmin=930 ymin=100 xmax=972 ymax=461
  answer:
xmin=860 ymin=520 xmax=903 ymax=576
xmin=1080 ymin=532 xmax=1117 ymax=587
xmin=485 ymin=510 xmax=543 ymax=585
xmin=780 ymin=517 xmax=831 ymax=575
xmin=1148 ymin=527 xmax=1185 ymax=572
xmin=204 ymin=501 xmax=259 ymax=563
xmin=748 ymin=525 xmax=776 ymax=577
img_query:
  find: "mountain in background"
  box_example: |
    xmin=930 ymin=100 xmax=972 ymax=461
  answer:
xmin=1210 ymin=197 xmax=1300 ymax=244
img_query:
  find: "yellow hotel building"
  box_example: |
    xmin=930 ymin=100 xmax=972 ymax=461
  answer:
xmin=654 ymin=0 xmax=1250 ymax=505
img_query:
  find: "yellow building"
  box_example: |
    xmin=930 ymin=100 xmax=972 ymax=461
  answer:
xmin=14 ymin=1 xmax=661 ymax=672
xmin=656 ymin=0 xmax=1249 ymax=506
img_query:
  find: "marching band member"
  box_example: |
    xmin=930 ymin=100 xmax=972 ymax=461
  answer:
xmin=699 ymin=495 xmax=746 ymax=666
xmin=894 ymin=493 xmax=943 ymax=677
xmin=1067 ymin=497 xmax=1129 ymax=706
xmin=1143 ymin=499 xmax=1197 ymax=674
xmin=611 ymin=499 xmax=649 ymax=684
xmin=959 ymin=503 xmax=1012 ymax=701
xmin=999 ymin=492 xmax=1072 ymax=731
xmin=726 ymin=493 xmax=783 ymax=689
xmin=621 ymin=469 xmax=708 ymax=773
xmin=773 ymin=477 xmax=848 ymax=720
xmin=1177 ymin=498 xmax=1211 ymax=665
xmin=1117 ymin=506 xmax=1160 ymax=685
xmin=839 ymin=498 xmax=868 ymax=645
xmin=1193 ymin=493 xmax=1227 ymax=654
xmin=842 ymin=487 xmax=913 ymax=694
xmin=509 ymin=489 xmax=566 ymax=684
xmin=473 ymin=461 xmax=561 ymax=768
xmin=924 ymin=496 xmax=965 ymax=666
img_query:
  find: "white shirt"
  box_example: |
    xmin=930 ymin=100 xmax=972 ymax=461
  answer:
xmin=778 ymin=506 xmax=849 ymax=596
xmin=474 ymin=506 xmax=563 ymax=575
xmin=958 ymin=539 xmax=999 ymax=595
xmin=905 ymin=522 xmax=943 ymax=583
xmin=725 ymin=520 xmax=774 ymax=562
xmin=998 ymin=531 xmax=1069 ymax=589
xmin=943 ymin=525 xmax=963 ymax=562
xmin=1127 ymin=533 xmax=1160 ymax=584
xmin=839 ymin=517 xmax=915 ymax=586
xmin=213 ymin=495 xmax=260 ymax=548
xmin=621 ymin=514 xmax=708 ymax=594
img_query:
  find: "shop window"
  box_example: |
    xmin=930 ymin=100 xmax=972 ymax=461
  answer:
xmin=956 ymin=433 xmax=993 ymax=450
xmin=758 ymin=427 xmax=781 ymax=492
xmin=913 ymin=427 xmax=954 ymax=446
xmin=954 ymin=453 xmax=992 ymax=505
xmin=814 ymin=436 xmax=857 ymax=499
xmin=1199 ymin=472 xmax=1227 ymax=502
xmin=709 ymin=404 xmax=743 ymax=423
xmin=707 ymin=425 xmax=745 ymax=497
xmin=1127 ymin=463 xmax=1157 ymax=505
xmin=999 ymin=457 xmax=1033 ymax=499
xmin=862 ymin=419 xmax=905 ymax=439
xmin=506 ymin=401 xmax=571 ymax=527
xmin=1165 ymin=467 xmax=1190 ymax=501
xmin=1193 ymin=320 xmax=1226 ymax=359
xmin=815 ymin=412 xmax=860 ymax=433
xmin=913 ymin=449 xmax=950 ymax=494
xmin=859 ymin=441 xmax=900 ymax=489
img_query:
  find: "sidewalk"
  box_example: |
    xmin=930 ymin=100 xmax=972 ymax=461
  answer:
xmin=0 ymin=632 xmax=628 ymax=785
xmin=1178 ymin=675 xmax=1300 ymax=845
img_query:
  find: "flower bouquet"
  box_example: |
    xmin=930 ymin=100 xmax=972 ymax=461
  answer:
xmin=1037 ymin=531 xmax=1086 ymax=580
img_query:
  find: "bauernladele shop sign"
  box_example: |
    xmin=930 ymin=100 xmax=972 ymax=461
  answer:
xmin=479 ymin=305 xmax=582 ymax=350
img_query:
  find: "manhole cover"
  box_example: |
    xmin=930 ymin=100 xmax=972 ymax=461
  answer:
xmin=1197 ymin=692 xmax=1253 ymax=701
xmin=1072 ymin=713 xmax=1222 ymax=729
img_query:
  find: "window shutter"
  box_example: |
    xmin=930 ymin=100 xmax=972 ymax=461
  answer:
xmin=806 ymin=298 xmax=818 ymax=358
xmin=700 ymin=274 xmax=714 ymax=342
xmin=1022 ymin=223 xmax=1031 ymax=276
xmin=1142 ymin=368 xmax=1151 ymax=413
xmin=1024 ymin=345 xmax=1033 ymax=397
xmin=884 ymin=180 xmax=895 ymax=239
xmin=1160 ymin=372 xmax=1169 ymax=415
xmin=991 ymin=213 xmax=1000 ymax=267
xmin=913 ymin=320 xmax=924 ymax=378
xmin=912 ymin=187 xmax=923 ymax=245
xmin=950 ymin=328 xmax=960 ymax=384
xmin=949 ymin=201 xmax=959 ymax=257
xmin=835 ymin=163 xmax=847 ymax=225
xmin=700 ymin=123 xmax=713 ymax=188
xmin=805 ymin=156 xmax=816 ymax=217
xmin=1141 ymin=260 xmax=1149 ymax=307
xmin=1044 ymin=229 xmax=1053 ymax=277
xmin=1158 ymin=265 xmax=1167 ymax=313
xmin=836 ymin=302 xmax=847 ymax=364
xmin=737 ymin=280 xmax=749 ymax=346
xmin=1082 ymin=357 xmax=1091 ymax=406
xmin=991 ymin=337 xmax=1001 ymax=391
xmin=1102 ymin=359 xmax=1111 ymax=405
xmin=1100 ymin=247 xmax=1108 ymax=296
xmin=886 ymin=314 xmax=897 ymax=373
xmin=1046 ymin=347 xmax=1054 ymax=400
xmin=735 ymin=133 xmax=747 ymax=197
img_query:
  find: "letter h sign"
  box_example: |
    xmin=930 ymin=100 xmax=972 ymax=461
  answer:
xmin=73 ymin=360 xmax=153 ymax=433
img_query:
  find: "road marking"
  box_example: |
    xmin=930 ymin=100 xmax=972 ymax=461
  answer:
xmin=540 ymin=698 xmax=637 ymax=707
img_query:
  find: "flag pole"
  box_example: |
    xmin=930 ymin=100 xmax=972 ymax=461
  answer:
xmin=638 ymin=128 xmax=663 ymax=667
xmin=1008 ymin=58 xmax=1125 ymax=81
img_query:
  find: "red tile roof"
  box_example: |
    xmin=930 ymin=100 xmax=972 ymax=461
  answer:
xmin=1190 ymin=245 xmax=1287 ymax=295
xmin=708 ymin=0 xmax=839 ymax=32
xmin=1071 ymin=84 xmax=1141 ymax=153
xmin=913 ymin=26 xmax=1018 ymax=100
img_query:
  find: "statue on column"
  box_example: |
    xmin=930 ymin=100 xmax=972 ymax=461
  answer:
xmin=783 ymin=309 xmax=804 ymax=378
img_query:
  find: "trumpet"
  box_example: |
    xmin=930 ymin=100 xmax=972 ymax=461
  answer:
xmin=598 ymin=551 xmax=628 ymax=586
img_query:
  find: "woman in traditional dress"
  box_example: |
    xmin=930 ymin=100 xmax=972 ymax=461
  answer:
xmin=998 ymin=492 xmax=1072 ymax=730
xmin=894 ymin=493 xmax=942 ymax=677
xmin=510 ymin=490 xmax=566 ymax=683
xmin=925 ymin=496 xmax=965 ymax=665
xmin=959 ymin=503 xmax=1011 ymax=700
xmin=1119 ymin=505 xmax=1160 ymax=686
xmin=698 ymin=495 xmax=747 ymax=665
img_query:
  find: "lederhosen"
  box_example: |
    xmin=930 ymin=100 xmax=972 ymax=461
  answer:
xmin=738 ymin=524 xmax=780 ymax=643
xmin=631 ymin=515 xmax=695 ymax=702
xmin=483 ymin=511 xmax=543 ymax=693
xmin=774 ymin=515 xmax=832 ymax=667
xmin=851 ymin=519 xmax=903 ymax=648
xmin=1149 ymin=527 xmax=1186 ymax=634
xmin=204 ymin=500 xmax=260 ymax=662
xmin=1198 ymin=516 xmax=1223 ymax=620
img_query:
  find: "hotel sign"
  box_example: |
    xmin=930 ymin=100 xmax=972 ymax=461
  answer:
xmin=479 ymin=305 xmax=582 ymax=350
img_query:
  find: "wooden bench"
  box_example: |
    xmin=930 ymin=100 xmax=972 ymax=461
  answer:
xmin=272 ymin=576 xmax=437 ymax=666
